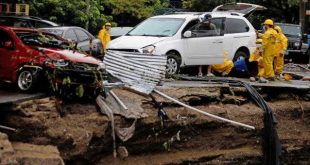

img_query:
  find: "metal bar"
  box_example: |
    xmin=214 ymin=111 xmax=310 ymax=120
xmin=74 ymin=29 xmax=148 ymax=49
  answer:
xmin=0 ymin=125 xmax=17 ymax=132
xmin=96 ymin=96 xmax=117 ymax=158
xmin=154 ymin=89 xmax=255 ymax=130
xmin=110 ymin=90 xmax=128 ymax=111
xmin=293 ymin=64 xmax=310 ymax=72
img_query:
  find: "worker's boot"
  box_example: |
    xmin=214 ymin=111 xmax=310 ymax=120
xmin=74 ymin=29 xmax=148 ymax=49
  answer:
xmin=258 ymin=77 xmax=268 ymax=83
xmin=249 ymin=77 xmax=256 ymax=82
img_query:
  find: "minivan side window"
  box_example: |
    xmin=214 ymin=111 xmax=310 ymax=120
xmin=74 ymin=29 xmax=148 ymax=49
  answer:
xmin=182 ymin=19 xmax=199 ymax=34
xmin=225 ymin=18 xmax=249 ymax=34
xmin=189 ymin=18 xmax=225 ymax=37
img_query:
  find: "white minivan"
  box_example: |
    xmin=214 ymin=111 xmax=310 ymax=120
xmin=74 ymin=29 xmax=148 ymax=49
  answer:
xmin=107 ymin=3 xmax=266 ymax=75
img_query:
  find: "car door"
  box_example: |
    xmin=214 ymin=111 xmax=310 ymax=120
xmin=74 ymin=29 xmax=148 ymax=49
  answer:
xmin=212 ymin=3 xmax=266 ymax=17
xmin=183 ymin=17 xmax=225 ymax=65
xmin=224 ymin=18 xmax=253 ymax=60
xmin=74 ymin=28 xmax=91 ymax=52
xmin=0 ymin=29 xmax=16 ymax=81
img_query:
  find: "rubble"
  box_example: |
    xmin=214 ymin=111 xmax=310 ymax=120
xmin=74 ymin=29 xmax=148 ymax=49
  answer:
xmin=0 ymin=82 xmax=309 ymax=164
xmin=0 ymin=132 xmax=64 ymax=165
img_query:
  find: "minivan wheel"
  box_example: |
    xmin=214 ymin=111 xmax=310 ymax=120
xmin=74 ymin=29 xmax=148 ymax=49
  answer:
xmin=17 ymin=70 xmax=38 ymax=92
xmin=166 ymin=53 xmax=181 ymax=76
xmin=233 ymin=50 xmax=248 ymax=62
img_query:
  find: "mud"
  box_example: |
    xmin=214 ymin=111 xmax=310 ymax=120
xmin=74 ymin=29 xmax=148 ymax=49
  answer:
xmin=0 ymin=87 xmax=310 ymax=165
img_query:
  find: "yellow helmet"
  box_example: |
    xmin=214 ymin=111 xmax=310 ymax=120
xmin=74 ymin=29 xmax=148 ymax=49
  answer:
xmin=263 ymin=19 xmax=274 ymax=26
xmin=105 ymin=22 xmax=112 ymax=26
xmin=256 ymin=39 xmax=263 ymax=44
xmin=274 ymin=26 xmax=282 ymax=33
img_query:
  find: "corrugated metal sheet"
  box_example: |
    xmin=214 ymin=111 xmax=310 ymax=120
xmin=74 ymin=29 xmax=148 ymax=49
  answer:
xmin=104 ymin=51 xmax=167 ymax=94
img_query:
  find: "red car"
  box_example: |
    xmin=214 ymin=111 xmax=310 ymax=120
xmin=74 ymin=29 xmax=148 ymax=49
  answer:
xmin=0 ymin=26 xmax=105 ymax=92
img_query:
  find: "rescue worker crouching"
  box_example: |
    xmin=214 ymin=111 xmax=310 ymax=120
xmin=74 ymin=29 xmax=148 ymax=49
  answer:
xmin=207 ymin=52 xmax=234 ymax=76
xmin=207 ymin=51 xmax=258 ymax=78
xmin=248 ymin=39 xmax=267 ymax=83
xmin=98 ymin=22 xmax=112 ymax=53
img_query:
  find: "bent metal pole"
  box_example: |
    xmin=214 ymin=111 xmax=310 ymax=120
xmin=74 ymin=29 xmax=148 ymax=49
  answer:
xmin=154 ymin=90 xmax=255 ymax=130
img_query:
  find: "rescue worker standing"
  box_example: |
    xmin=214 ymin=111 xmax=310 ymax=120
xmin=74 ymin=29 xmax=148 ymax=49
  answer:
xmin=197 ymin=14 xmax=217 ymax=77
xmin=98 ymin=22 xmax=112 ymax=53
xmin=260 ymin=19 xmax=277 ymax=81
xmin=274 ymin=25 xmax=288 ymax=76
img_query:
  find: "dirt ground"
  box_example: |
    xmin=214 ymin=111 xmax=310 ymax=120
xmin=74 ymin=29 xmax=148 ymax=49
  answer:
xmin=0 ymin=86 xmax=310 ymax=165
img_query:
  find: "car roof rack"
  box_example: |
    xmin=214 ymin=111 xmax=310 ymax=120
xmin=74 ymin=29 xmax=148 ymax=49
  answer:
xmin=168 ymin=12 xmax=204 ymax=15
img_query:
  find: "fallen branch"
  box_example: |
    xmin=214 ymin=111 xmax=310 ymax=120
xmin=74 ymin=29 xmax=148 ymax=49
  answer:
xmin=154 ymin=89 xmax=255 ymax=130
xmin=294 ymin=95 xmax=305 ymax=120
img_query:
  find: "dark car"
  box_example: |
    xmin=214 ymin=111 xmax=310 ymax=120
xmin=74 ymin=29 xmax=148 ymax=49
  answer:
xmin=0 ymin=26 xmax=105 ymax=92
xmin=275 ymin=23 xmax=309 ymax=63
xmin=0 ymin=16 xmax=58 ymax=28
xmin=41 ymin=26 xmax=103 ymax=56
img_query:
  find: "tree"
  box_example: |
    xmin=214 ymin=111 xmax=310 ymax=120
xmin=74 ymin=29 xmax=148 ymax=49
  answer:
xmin=22 ymin=0 xmax=111 ymax=34
xmin=20 ymin=0 xmax=168 ymax=33
xmin=103 ymin=0 xmax=168 ymax=26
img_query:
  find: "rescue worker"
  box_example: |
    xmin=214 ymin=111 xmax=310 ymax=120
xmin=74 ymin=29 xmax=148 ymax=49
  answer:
xmin=207 ymin=52 xmax=234 ymax=76
xmin=207 ymin=51 xmax=258 ymax=78
xmin=98 ymin=22 xmax=111 ymax=53
xmin=274 ymin=25 xmax=288 ymax=77
xmin=249 ymin=39 xmax=265 ymax=82
xmin=260 ymin=19 xmax=277 ymax=81
xmin=197 ymin=14 xmax=216 ymax=77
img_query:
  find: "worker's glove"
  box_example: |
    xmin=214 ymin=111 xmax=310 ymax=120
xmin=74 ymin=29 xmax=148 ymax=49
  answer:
xmin=281 ymin=49 xmax=286 ymax=55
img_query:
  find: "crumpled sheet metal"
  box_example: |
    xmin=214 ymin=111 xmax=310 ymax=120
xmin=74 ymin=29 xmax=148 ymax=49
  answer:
xmin=104 ymin=51 xmax=167 ymax=94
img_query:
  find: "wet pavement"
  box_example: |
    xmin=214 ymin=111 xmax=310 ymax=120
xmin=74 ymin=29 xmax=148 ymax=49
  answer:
xmin=0 ymin=84 xmax=45 ymax=106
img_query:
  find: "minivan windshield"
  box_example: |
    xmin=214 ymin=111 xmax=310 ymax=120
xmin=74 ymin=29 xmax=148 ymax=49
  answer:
xmin=127 ymin=18 xmax=184 ymax=37
xmin=277 ymin=24 xmax=301 ymax=37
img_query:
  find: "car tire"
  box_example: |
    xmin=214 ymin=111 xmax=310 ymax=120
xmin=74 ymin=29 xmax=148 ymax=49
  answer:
xmin=166 ymin=52 xmax=181 ymax=76
xmin=233 ymin=50 xmax=248 ymax=62
xmin=17 ymin=69 xmax=38 ymax=92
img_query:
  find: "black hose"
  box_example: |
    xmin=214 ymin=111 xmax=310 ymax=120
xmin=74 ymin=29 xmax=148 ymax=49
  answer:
xmin=181 ymin=76 xmax=281 ymax=165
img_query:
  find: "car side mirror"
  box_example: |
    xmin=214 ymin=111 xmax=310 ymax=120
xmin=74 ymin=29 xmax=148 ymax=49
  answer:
xmin=303 ymin=33 xmax=308 ymax=38
xmin=4 ymin=41 xmax=14 ymax=50
xmin=183 ymin=31 xmax=192 ymax=38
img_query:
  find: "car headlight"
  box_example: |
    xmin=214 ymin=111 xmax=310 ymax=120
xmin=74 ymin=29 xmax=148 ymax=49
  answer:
xmin=142 ymin=45 xmax=156 ymax=54
xmin=45 ymin=59 xmax=69 ymax=67
xmin=97 ymin=63 xmax=106 ymax=71
xmin=294 ymin=42 xmax=300 ymax=47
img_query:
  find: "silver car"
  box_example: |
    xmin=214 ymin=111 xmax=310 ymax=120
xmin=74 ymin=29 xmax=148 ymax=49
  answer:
xmin=41 ymin=26 xmax=103 ymax=56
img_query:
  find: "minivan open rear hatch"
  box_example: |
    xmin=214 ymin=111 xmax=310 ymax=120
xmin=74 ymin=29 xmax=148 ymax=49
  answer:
xmin=212 ymin=3 xmax=267 ymax=17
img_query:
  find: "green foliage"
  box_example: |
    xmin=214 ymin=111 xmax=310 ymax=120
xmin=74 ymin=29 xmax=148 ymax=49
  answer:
xmin=288 ymin=0 xmax=299 ymax=6
xmin=21 ymin=0 xmax=168 ymax=33
xmin=182 ymin=0 xmax=236 ymax=11
xmin=22 ymin=0 xmax=110 ymax=34
xmin=105 ymin=0 xmax=168 ymax=18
